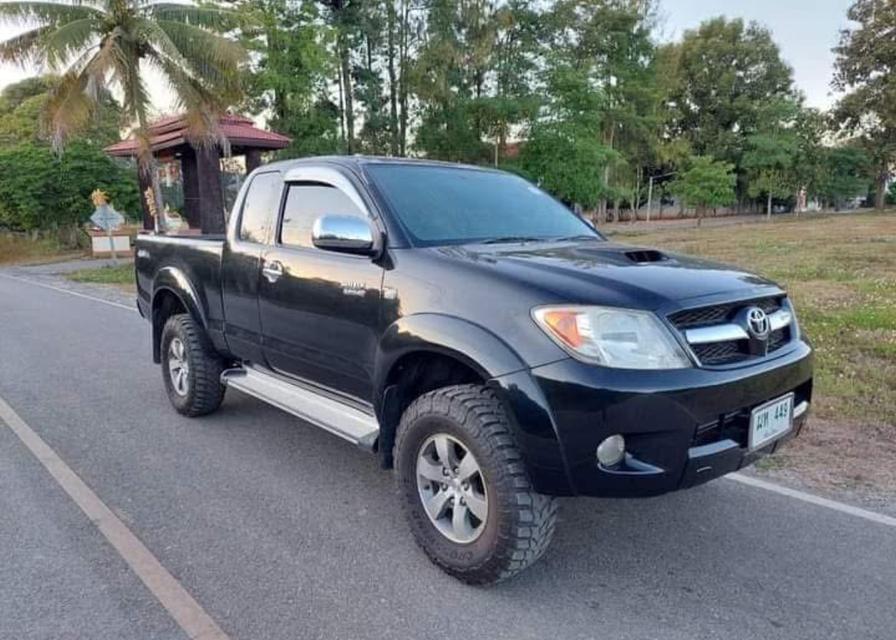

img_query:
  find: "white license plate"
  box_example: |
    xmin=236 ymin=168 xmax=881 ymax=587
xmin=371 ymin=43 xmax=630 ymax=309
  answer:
xmin=749 ymin=393 xmax=794 ymax=451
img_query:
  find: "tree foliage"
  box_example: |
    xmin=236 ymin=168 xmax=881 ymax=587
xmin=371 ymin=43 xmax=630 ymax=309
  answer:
xmin=230 ymin=0 xmax=340 ymax=157
xmin=669 ymin=156 xmax=736 ymax=222
xmin=0 ymin=76 xmax=122 ymax=148
xmin=832 ymin=0 xmax=896 ymax=209
xmin=0 ymin=77 xmax=140 ymax=232
xmin=818 ymin=145 xmax=873 ymax=209
xmin=0 ymin=141 xmax=140 ymax=231
xmin=661 ymin=17 xmax=796 ymax=203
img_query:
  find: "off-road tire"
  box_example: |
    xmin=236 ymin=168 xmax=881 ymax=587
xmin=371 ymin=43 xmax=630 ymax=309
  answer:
xmin=394 ymin=384 xmax=558 ymax=585
xmin=160 ymin=314 xmax=226 ymax=417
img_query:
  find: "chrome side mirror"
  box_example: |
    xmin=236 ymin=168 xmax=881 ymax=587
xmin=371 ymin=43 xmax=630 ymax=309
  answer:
xmin=312 ymin=215 xmax=377 ymax=255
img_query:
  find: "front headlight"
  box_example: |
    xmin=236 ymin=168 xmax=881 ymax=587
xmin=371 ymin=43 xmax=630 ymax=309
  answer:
xmin=532 ymin=305 xmax=692 ymax=369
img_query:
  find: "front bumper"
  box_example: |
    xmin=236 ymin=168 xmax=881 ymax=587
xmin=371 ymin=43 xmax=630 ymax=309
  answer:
xmin=512 ymin=340 xmax=813 ymax=497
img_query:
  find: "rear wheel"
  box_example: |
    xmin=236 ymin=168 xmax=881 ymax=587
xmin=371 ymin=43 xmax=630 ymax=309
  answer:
xmin=160 ymin=314 xmax=225 ymax=417
xmin=394 ymin=384 xmax=557 ymax=585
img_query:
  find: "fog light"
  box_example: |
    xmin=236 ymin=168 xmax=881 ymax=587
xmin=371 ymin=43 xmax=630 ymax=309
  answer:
xmin=596 ymin=434 xmax=626 ymax=467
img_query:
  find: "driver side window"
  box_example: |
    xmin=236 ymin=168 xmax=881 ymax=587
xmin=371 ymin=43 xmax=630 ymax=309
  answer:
xmin=280 ymin=183 xmax=365 ymax=248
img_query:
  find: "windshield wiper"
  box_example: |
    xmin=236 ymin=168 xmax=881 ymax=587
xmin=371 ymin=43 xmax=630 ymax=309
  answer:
xmin=480 ymin=236 xmax=545 ymax=245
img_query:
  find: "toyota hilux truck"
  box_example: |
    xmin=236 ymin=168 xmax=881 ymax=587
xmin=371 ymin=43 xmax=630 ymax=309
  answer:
xmin=135 ymin=156 xmax=813 ymax=585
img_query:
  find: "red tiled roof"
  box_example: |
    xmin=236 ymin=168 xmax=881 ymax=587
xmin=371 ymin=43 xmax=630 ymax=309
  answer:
xmin=104 ymin=113 xmax=291 ymax=156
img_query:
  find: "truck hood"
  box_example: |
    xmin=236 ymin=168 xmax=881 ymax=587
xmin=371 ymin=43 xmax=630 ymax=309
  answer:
xmin=437 ymin=240 xmax=779 ymax=309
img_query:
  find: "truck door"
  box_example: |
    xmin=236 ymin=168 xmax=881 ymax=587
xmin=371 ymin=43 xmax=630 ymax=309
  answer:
xmin=257 ymin=173 xmax=383 ymax=405
xmin=221 ymin=170 xmax=283 ymax=364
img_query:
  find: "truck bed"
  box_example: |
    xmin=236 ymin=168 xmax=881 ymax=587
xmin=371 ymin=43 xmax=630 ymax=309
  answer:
xmin=135 ymin=232 xmax=226 ymax=335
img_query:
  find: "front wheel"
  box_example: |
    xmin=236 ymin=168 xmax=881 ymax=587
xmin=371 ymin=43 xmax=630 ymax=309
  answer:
xmin=394 ymin=384 xmax=557 ymax=585
xmin=160 ymin=314 xmax=226 ymax=417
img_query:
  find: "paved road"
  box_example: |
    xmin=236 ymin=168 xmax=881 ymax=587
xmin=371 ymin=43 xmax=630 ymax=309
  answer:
xmin=1 ymin=272 xmax=894 ymax=640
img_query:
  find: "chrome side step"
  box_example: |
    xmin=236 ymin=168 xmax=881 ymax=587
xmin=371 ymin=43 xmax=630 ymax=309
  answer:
xmin=221 ymin=366 xmax=379 ymax=451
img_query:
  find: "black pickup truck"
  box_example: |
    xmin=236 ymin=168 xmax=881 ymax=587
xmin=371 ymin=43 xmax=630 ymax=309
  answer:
xmin=136 ymin=156 xmax=813 ymax=584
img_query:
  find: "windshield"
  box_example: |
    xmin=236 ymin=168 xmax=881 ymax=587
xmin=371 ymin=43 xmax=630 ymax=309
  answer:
xmin=366 ymin=164 xmax=601 ymax=247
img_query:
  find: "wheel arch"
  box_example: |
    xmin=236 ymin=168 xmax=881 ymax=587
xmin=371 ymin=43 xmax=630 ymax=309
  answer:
xmin=150 ymin=267 xmax=208 ymax=363
xmin=374 ymin=314 xmax=534 ymax=470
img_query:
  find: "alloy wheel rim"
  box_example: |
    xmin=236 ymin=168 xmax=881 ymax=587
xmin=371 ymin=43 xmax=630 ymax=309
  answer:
xmin=167 ymin=338 xmax=190 ymax=396
xmin=416 ymin=433 xmax=488 ymax=544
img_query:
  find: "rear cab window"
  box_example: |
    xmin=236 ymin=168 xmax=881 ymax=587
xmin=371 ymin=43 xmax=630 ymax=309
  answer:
xmin=239 ymin=172 xmax=283 ymax=244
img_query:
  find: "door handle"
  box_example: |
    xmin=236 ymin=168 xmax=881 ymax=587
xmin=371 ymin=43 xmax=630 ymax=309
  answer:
xmin=262 ymin=260 xmax=284 ymax=283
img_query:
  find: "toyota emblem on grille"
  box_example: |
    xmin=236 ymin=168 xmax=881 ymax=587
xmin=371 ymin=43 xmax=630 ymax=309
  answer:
xmin=745 ymin=307 xmax=771 ymax=340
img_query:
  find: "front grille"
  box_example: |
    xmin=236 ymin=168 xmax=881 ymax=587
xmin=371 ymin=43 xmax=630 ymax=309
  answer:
xmin=692 ymin=340 xmax=745 ymax=365
xmin=669 ymin=296 xmax=782 ymax=330
xmin=670 ymin=296 xmax=792 ymax=366
xmin=768 ymin=327 xmax=788 ymax=351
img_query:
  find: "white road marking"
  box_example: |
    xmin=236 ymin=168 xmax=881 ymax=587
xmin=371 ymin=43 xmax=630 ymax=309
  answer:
xmin=727 ymin=472 xmax=896 ymax=528
xmin=0 ymin=394 xmax=231 ymax=640
xmin=0 ymin=272 xmax=136 ymax=312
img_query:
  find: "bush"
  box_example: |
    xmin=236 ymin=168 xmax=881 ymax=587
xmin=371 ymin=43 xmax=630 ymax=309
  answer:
xmin=0 ymin=141 xmax=140 ymax=232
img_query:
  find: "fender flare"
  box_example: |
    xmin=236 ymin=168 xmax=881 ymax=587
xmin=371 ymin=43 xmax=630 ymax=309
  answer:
xmin=373 ymin=313 xmax=527 ymax=400
xmin=150 ymin=266 xmax=208 ymax=362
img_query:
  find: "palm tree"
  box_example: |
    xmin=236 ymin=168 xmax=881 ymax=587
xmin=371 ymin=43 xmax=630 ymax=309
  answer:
xmin=0 ymin=1 xmax=245 ymax=231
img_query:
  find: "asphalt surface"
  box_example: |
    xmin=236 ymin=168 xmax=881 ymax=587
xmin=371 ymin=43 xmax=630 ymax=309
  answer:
xmin=1 ymin=270 xmax=894 ymax=640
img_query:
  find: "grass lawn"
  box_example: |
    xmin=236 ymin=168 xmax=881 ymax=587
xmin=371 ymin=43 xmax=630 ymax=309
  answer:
xmin=66 ymin=262 xmax=135 ymax=291
xmin=607 ymin=212 xmax=896 ymax=493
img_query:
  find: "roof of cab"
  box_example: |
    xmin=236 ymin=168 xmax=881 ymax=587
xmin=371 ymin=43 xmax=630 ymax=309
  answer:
xmin=258 ymin=155 xmax=503 ymax=175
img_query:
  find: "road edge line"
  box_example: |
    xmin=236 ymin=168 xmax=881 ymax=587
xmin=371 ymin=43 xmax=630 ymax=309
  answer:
xmin=727 ymin=472 xmax=896 ymax=528
xmin=0 ymin=272 xmax=136 ymax=312
xmin=0 ymin=394 xmax=230 ymax=640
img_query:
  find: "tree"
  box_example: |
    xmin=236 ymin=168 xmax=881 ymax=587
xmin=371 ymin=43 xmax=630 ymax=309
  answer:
xmin=743 ymin=100 xmax=800 ymax=217
xmin=0 ymin=75 xmax=138 ymax=236
xmin=0 ymin=76 xmax=122 ymax=148
xmin=411 ymin=0 xmax=497 ymax=162
xmin=832 ymin=0 xmax=896 ymax=210
xmin=661 ymin=18 xmax=796 ymax=206
xmin=669 ymin=156 xmax=736 ymax=225
xmin=545 ymin=0 xmax=659 ymax=220
xmin=0 ymin=0 xmax=245 ymax=232
xmin=818 ymin=145 xmax=873 ymax=210
xmin=0 ymin=141 xmax=139 ymax=233
xmin=478 ymin=1 xmax=540 ymax=166
xmin=790 ymin=106 xmax=828 ymax=210
xmin=232 ymin=0 xmax=340 ymax=157
xmin=318 ymin=0 xmax=361 ymax=153
xmin=520 ymin=67 xmax=615 ymax=210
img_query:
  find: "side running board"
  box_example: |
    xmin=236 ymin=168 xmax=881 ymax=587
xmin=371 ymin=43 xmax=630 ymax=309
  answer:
xmin=221 ymin=366 xmax=380 ymax=451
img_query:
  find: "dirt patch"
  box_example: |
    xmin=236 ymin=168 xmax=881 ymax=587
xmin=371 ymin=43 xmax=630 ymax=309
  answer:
xmin=793 ymin=280 xmax=864 ymax=310
xmin=757 ymin=417 xmax=896 ymax=498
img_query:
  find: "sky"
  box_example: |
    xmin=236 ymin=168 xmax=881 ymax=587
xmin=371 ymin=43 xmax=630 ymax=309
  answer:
xmin=0 ymin=0 xmax=854 ymax=115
